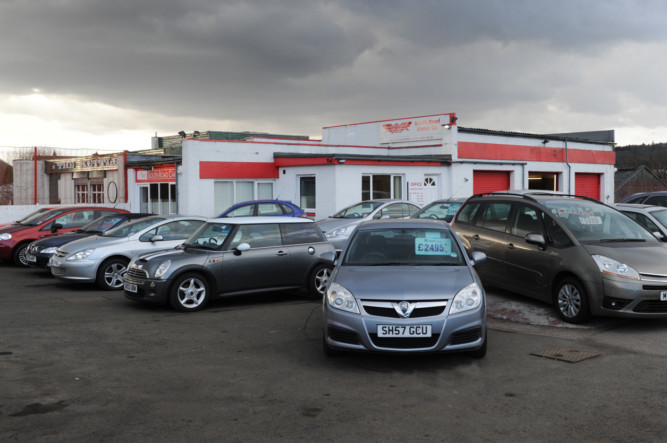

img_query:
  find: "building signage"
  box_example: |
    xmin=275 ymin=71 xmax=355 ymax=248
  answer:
xmin=378 ymin=115 xmax=448 ymax=144
xmin=46 ymin=154 xmax=119 ymax=173
xmin=136 ymin=164 xmax=176 ymax=183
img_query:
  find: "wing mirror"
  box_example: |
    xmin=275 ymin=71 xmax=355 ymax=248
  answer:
xmin=470 ymin=251 xmax=486 ymax=265
xmin=51 ymin=223 xmax=63 ymax=233
xmin=234 ymin=243 xmax=251 ymax=255
xmin=525 ymin=233 xmax=546 ymax=247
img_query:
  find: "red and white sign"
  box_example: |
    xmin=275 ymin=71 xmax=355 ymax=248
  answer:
xmin=379 ymin=115 xmax=448 ymax=144
xmin=136 ymin=165 xmax=176 ymax=183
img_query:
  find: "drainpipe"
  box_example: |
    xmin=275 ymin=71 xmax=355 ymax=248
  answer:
xmin=34 ymin=146 xmax=37 ymax=204
xmin=564 ymin=140 xmax=571 ymax=193
xmin=123 ymin=151 xmax=128 ymax=205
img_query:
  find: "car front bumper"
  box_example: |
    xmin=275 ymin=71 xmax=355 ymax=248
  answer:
xmin=49 ymin=255 xmax=98 ymax=282
xmin=123 ymin=273 xmax=171 ymax=305
xmin=591 ymin=275 xmax=667 ymax=318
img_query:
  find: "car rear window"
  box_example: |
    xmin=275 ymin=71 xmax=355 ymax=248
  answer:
xmin=280 ymin=223 xmax=326 ymax=245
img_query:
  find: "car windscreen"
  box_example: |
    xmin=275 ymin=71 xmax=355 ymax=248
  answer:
xmin=81 ymin=215 xmax=127 ymax=233
xmin=331 ymin=201 xmax=385 ymax=219
xmin=183 ymin=222 xmax=233 ymax=249
xmin=414 ymin=202 xmax=463 ymax=222
xmin=342 ymin=227 xmax=466 ymax=266
xmin=103 ymin=217 xmax=165 ymax=238
xmin=650 ymin=209 xmax=667 ymax=228
xmin=543 ymin=199 xmax=656 ymax=243
xmin=20 ymin=208 xmax=68 ymax=226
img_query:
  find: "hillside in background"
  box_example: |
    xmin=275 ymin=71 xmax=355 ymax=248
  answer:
xmin=615 ymin=143 xmax=667 ymax=182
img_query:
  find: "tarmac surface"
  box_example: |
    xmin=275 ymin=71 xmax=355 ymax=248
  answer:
xmin=2 ymin=264 xmax=667 ymax=442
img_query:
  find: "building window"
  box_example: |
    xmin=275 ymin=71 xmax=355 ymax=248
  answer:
xmin=529 ymin=172 xmax=559 ymax=191
xmin=299 ymin=176 xmax=316 ymax=210
xmin=91 ymin=181 xmax=104 ymax=203
xmin=75 ymin=180 xmax=89 ymax=203
xmin=213 ymin=180 xmax=274 ymax=215
xmin=139 ymin=183 xmax=177 ymax=214
xmin=362 ymin=174 xmax=403 ymax=200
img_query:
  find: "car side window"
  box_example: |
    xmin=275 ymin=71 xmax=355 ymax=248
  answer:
xmin=478 ymin=203 xmax=511 ymax=232
xmin=455 ymin=202 xmax=481 ymax=224
xmin=257 ymin=203 xmax=283 ymax=216
xmin=625 ymin=212 xmax=660 ymax=233
xmin=645 ymin=196 xmax=667 ymax=207
xmin=229 ymin=224 xmax=282 ymax=249
xmin=226 ymin=205 xmax=254 ymax=217
xmin=279 ymin=204 xmax=294 ymax=215
xmin=510 ymin=205 xmax=542 ymax=238
xmin=146 ymin=220 xmax=204 ymax=241
xmin=542 ymin=213 xmax=573 ymax=248
xmin=53 ymin=210 xmax=95 ymax=228
xmin=280 ymin=223 xmax=326 ymax=245
xmin=374 ymin=204 xmax=405 ymax=219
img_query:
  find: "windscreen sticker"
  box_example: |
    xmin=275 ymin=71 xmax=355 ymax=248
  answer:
xmin=579 ymin=216 xmax=602 ymax=225
xmin=446 ymin=205 xmax=460 ymax=215
xmin=415 ymin=238 xmax=451 ymax=255
xmin=425 ymin=231 xmax=441 ymax=239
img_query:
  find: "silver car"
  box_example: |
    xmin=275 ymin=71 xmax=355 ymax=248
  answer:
xmin=614 ymin=203 xmax=667 ymax=241
xmin=316 ymin=199 xmax=421 ymax=251
xmin=49 ymin=215 xmax=206 ymax=290
xmin=322 ymin=219 xmax=487 ymax=357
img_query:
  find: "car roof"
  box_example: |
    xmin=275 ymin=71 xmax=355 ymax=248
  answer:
xmin=231 ymin=199 xmax=296 ymax=205
xmin=614 ymin=203 xmax=667 ymax=212
xmin=207 ymin=216 xmax=313 ymax=225
xmin=467 ymin=191 xmax=600 ymax=204
xmin=356 ymin=218 xmax=453 ymax=230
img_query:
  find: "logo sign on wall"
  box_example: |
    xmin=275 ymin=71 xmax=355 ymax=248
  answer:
xmin=136 ymin=165 xmax=176 ymax=183
xmin=379 ymin=115 xmax=449 ymax=144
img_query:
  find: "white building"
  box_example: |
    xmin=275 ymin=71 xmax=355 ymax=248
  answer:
xmin=137 ymin=112 xmax=615 ymax=219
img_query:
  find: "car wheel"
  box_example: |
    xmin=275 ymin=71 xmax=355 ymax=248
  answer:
xmin=469 ymin=331 xmax=487 ymax=359
xmin=96 ymin=258 xmax=129 ymax=290
xmin=12 ymin=242 xmax=30 ymax=267
xmin=307 ymin=264 xmax=332 ymax=299
xmin=169 ymin=273 xmax=210 ymax=312
xmin=553 ymin=276 xmax=590 ymax=324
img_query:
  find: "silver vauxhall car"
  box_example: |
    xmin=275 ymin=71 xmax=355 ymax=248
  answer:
xmin=49 ymin=215 xmax=206 ymax=290
xmin=322 ymin=219 xmax=487 ymax=357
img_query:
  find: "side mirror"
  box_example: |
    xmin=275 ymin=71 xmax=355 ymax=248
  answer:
xmin=235 ymin=242 xmax=251 ymax=253
xmin=525 ymin=233 xmax=546 ymax=246
xmin=150 ymin=234 xmax=164 ymax=242
xmin=51 ymin=223 xmax=63 ymax=233
xmin=653 ymin=231 xmax=666 ymax=241
xmin=470 ymin=251 xmax=486 ymax=266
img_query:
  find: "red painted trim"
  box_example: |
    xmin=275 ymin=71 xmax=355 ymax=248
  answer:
xmin=274 ymin=158 xmax=335 ymax=167
xmin=458 ymin=142 xmax=615 ymax=164
xmin=274 ymin=157 xmax=443 ymax=167
xmin=123 ymin=150 xmax=128 ymax=203
xmin=187 ymin=138 xmax=442 ymax=150
xmin=337 ymin=160 xmax=442 ymax=166
xmin=199 ymin=161 xmax=279 ymax=179
xmin=323 ymin=113 xmax=457 ymax=129
xmin=34 ymin=146 xmax=37 ymax=204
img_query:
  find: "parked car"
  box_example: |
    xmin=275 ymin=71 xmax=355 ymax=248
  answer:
xmin=0 ymin=206 xmax=129 ymax=266
xmin=49 ymin=215 xmax=206 ymax=290
xmin=218 ymin=200 xmax=307 ymax=218
xmin=614 ymin=203 xmax=667 ymax=241
xmin=322 ymin=218 xmax=487 ymax=357
xmin=452 ymin=192 xmax=667 ymax=323
xmin=619 ymin=191 xmax=667 ymax=207
xmin=0 ymin=207 xmax=53 ymax=228
xmin=25 ymin=213 xmax=153 ymax=268
xmin=316 ymin=199 xmax=421 ymax=251
xmin=411 ymin=198 xmax=467 ymax=223
xmin=123 ymin=217 xmax=335 ymax=312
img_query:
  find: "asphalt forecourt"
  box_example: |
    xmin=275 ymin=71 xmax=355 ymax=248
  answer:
xmin=1 ymin=264 xmax=666 ymax=441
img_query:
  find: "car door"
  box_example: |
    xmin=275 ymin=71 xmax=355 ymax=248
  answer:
xmin=135 ymin=219 xmax=204 ymax=255
xmin=220 ymin=223 xmax=294 ymax=293
xmin=279 ymin=223 xmax=329 ymax=283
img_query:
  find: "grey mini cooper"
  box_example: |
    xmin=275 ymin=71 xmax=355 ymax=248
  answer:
xmin=124 ymin=217 xmax=336 ymax=312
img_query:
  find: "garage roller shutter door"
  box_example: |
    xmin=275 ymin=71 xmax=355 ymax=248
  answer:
xmin=473 ymin=171 xmax=510 ymax=194
xmin=575 ymin=173 xmax=601 ymax=200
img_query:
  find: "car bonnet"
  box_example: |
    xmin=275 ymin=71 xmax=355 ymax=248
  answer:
xmin=333 ymin=266 xmax=476 ymax=301
xmin=56 ymin=234 xmax=128 ymax=253
xmin=583 ymin=242 xmax=667 ymax=275
xmin=315 ymin=218 xmax=359 ymax=233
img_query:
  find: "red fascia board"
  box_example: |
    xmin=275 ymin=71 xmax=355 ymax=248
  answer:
xmin=185 ymin=138 xmax=442 ymax=150
xmin=323 ymin=112 xmax=457 ymax=129
xmin=458 ymin=142 xmax=615 ymax=164
xmin=200 ymin=161 xmax=278 ymax=179
xmin=274 ymin=158 xmax=334 ymax=167
xmin=275 ymin=157 xmax=442 ymax=167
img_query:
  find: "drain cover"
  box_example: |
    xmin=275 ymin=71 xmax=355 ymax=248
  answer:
xmin=531 ymin=348 xmax=600 ymax=363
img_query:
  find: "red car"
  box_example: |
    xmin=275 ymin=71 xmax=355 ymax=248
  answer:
xmin=0 ymin=206 xmax=129 ymax=266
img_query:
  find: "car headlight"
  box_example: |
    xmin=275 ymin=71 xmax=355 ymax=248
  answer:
xmin=449 ymin=283 xmax=482 ymax=314
xmin=0 ymin=233 xmax=11 ymax=241
xmin=154 ymin=260 xmax=171 ymax=279
xmin=592 ymin=254 xmax=640 ymax=280
xmin=326 ymin=226 xmax=352 ymax=239
xmin=66 ymin=249 xmax=94 ymax=261
xmin=41 ymin=247 xmax=57 ymax=254
xmin=326 ymin=282 xmax=360 ymax=314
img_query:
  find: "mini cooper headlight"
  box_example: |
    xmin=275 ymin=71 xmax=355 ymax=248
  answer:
xmin=449 ymin=283 xmax=482 ymax=314
xmin=592 ymin=254 xmax=640 ymax=280
xmin=66 ymin=249 xmax=94 ymax=261
xmin=154 ymin=260 xmax=171 ymax=279
xmin=0 ymin=233 xmax=11 ymax=241
xmin=326 ymin=282 xmax=360 ymax=314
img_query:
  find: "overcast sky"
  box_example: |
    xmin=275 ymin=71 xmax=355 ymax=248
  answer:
xmin=1 ymin=0 xmax=666 ymax=154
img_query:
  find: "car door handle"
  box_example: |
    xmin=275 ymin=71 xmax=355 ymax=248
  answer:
xmin=472 ymin=234 xmax=480 ymax=240
xmin=276 ymin=251 xmax=288 ymax=257
xmin=508 ymin=243 xmax=515 ymax=249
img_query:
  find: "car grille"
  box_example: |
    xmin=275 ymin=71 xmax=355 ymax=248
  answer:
xmin=633 ymin=301 xmax=667 ymax=313
xmin=369 ymin=334 xmax=440 ymax=349
xmin=126 ymin=268 xmax=149 ymax=279
xmin=54 ymin=250 xmax=68 ymax=258
xmin=450 ymin=326 xmax=482 ymax=345
xmin=328 ymin=326 xmax=361 ymax=345
xmin=51 ymin=266 xmax=66 ymax=275
xmin=360 ymin=300 xmax=447 ymax=318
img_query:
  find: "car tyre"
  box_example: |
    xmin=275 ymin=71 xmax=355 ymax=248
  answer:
xmin=307 ymin=264 xmax=332 ymax=299
xmin=12 ymin=242 xmax=30 ymax=267
xmin=96 ymin=257 xmax=129 ymax=290
xmin=169 ymin=273 xmax=210 ymax=312
xmin=553 ymin=276 xmax=590 ymax=324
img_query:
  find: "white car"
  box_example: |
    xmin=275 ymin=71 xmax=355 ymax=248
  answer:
xmin=49 ymin=215 xmax=206 ymax=290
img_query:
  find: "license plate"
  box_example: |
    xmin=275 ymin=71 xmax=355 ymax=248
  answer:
xmin=661 ymin=291 xmax=667 ymax=302
xmin=26 ymin=254 xmax=36 ymax=262
xmin=377 ymin=324 xmax=432 ymax=338
xmin=124 ymin=282 xmax=138 ymax=293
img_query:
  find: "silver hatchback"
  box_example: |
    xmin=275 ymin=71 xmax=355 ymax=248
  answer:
xmin=322 ymin=219 xmax=487 ymax=357
xmin=49 ymin=215 xmax=206 ymax=290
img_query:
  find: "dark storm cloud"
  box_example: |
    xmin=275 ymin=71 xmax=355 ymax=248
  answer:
xmin=1 ymin=0 xmax=666 ymax=136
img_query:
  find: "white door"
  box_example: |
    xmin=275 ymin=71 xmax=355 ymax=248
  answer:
xmin=423 ymin=175 xmax=440 ymax=204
